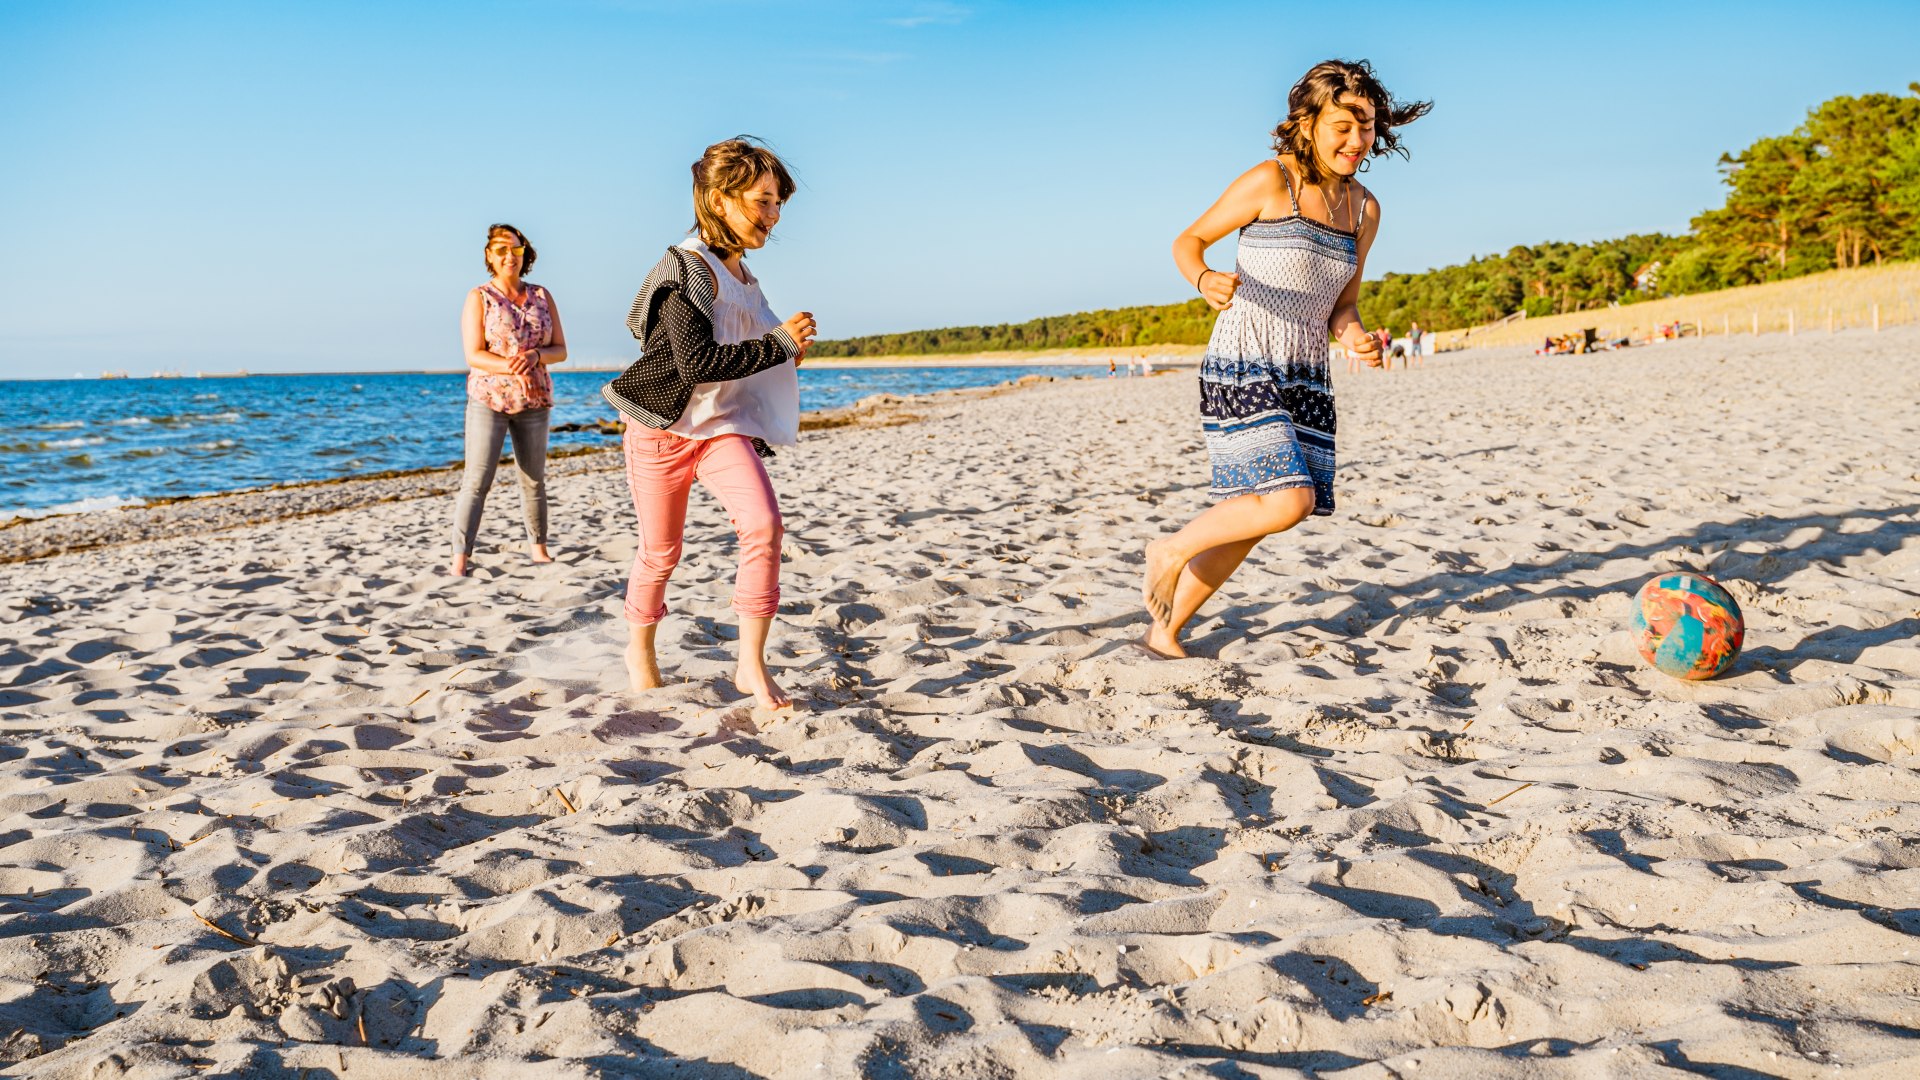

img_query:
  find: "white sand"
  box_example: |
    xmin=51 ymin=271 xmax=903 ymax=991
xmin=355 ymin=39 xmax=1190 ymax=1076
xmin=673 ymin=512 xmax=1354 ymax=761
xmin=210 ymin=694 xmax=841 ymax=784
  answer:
xmin=2 ymin=329 xmax=1918 ymax=1078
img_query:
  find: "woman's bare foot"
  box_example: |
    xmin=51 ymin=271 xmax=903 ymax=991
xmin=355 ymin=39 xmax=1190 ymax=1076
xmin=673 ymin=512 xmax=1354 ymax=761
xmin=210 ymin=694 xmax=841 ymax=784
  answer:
xmin=449 ymin=552 xmax=472 ymax=577
xmin=625 ymin=630 xmax=663 ymax=691
xmin=734 ymin=660 xmax=792 ymax=711
xmin=529 ymin=543 xmax=553 ymax=564
xmin=1142 ymin=537 xmax=1186 ymax=628
xmin=1141 ymin=622 xmax=1188 ymax=659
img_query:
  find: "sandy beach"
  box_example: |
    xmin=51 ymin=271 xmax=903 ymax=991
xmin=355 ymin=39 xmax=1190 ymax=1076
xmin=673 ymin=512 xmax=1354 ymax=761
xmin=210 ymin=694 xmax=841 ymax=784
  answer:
xmin=2 ymin=328 xmax=1918 ymax=1077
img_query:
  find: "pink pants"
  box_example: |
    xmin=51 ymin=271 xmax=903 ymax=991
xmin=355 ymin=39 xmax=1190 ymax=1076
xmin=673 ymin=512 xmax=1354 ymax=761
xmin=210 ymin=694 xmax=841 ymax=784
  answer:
xmin=622 ymin=428 xmax=782 ymax=625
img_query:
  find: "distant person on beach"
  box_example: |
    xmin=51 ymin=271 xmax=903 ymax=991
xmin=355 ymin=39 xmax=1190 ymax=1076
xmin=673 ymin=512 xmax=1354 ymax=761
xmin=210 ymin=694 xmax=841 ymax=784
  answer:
xmin=602 ymin=138 xmax=816 ymax=710
xmin=451 ymin=223 xmax=568 ymax=577
xmin=1408 ymin=320 xmax=1424 ymax=366
xmin=1378 ymin=327 xmax=1401 ymax=368
xmin=1143 ymin=58 xmax=1428 ymax=656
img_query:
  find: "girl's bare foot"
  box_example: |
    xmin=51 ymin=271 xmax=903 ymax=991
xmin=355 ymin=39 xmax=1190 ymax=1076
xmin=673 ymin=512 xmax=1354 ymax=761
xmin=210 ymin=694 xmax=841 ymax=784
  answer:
xmin=734 ymin=661 xmax=792 ymax=711
xmin=625 ymin=632 xmax=663 ymax=691
xmin=1142 ymin=538 xmax=1185 ymax=628
xmin=1141 ymin=622 xmax=1188 ymax=659
xmin=449 ymin=552 xmax=472 ymax=577
xmin=530 ymin=543 xmax=553 ymax=564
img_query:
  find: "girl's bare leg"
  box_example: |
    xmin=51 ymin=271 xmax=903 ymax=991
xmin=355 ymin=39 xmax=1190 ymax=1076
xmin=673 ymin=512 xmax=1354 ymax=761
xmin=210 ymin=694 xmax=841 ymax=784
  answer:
xmin=734 ymin=616 xmax=791 ymax=710
xmin=626 ymin=621 xmax=663 ymax=691
xmin=1143 ymin=536 xmax=1261 ymax=657
xmin=530 ymin=543 xmax=553 ymax=564
xmin=1144 ymin=486 xmax=1315 ymax=628
xmin=449 ymin=552 xmax=471 ymax=577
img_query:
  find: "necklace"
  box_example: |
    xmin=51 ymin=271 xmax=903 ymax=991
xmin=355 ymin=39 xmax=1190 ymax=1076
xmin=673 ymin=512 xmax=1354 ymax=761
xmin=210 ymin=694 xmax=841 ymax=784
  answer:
xmin=1318 ymin=177 xmax=1348 ymax=228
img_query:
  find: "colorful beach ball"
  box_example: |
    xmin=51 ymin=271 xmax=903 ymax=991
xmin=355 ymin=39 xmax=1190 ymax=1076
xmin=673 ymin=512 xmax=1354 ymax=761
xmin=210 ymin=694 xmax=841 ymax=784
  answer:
xmin=1630 ymin=572 xmax=1744 ymax=680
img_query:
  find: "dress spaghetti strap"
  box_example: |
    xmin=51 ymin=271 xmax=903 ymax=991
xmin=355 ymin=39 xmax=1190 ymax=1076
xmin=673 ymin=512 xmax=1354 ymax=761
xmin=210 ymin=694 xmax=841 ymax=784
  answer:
xmin=1277 ymin=161 xmax=1303 ymax=216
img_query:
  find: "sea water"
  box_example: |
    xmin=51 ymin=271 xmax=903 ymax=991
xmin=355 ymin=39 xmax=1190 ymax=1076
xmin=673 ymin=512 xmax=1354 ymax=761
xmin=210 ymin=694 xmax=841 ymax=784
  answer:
xmin=0 ymin=367 xmax=1093 ymax=520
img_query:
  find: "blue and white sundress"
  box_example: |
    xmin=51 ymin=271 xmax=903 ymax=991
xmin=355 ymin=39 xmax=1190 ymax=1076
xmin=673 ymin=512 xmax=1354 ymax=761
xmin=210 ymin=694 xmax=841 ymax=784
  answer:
xmin=1199 ymin=163 xmax=1365 ymax=516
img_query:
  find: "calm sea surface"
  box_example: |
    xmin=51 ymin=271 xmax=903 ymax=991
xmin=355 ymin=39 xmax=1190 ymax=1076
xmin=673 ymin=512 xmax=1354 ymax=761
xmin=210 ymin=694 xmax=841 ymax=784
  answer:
xmin=0 ymin=366 xmax=1096 ymax=520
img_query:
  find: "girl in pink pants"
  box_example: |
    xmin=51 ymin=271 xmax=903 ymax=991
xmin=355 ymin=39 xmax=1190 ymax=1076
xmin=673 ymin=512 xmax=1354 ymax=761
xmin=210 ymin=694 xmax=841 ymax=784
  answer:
xmin=620 ymin=429 xmax=781 ymax=627
xmin=602 ymin=138 xmax=817 ymax=709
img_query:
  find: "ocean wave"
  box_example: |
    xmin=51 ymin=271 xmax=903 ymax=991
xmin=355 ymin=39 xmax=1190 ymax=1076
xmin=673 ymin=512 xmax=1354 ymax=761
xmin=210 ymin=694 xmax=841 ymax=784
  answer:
xmin=161 ymin=410 xmax=244 ymax=424
xmin=114 ymin=439 xmax=239 ymax=459
xmin=111 ymin=410 xmax=245 ymax=426
xmin=1 ymin=436 xmax=108 ymax=453
xmin=27 ymin=420 xmax=85 ymax=431
xmin=0 ymin=494 xmax=147 ymax=522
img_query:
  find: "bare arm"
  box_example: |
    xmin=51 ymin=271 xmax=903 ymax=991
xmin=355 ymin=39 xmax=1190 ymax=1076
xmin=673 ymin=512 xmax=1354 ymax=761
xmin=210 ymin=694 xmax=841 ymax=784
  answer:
xmin=1330 ymin=193 xmax=1380 ymax=338
xmin=533 ymin=287 xmax=568 ymax=367
xmin=1331 ymin=192 xmax=1384 ymax=367
xmin=461 ymin=288 xmax=521 ymax=375
xmin=1173 ymin=161 xmax=1284 ymax=309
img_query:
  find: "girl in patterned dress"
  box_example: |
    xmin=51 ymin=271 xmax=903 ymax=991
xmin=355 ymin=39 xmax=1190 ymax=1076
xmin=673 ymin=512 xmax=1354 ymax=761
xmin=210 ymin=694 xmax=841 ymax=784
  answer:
xmin=1142 ymin=60 xmax=1429 ymax=656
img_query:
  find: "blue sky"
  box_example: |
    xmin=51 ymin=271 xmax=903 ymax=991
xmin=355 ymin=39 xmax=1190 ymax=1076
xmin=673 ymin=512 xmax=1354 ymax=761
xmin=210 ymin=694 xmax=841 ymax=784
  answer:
xmin=3 ymin=0 xmax=1917 ymax=377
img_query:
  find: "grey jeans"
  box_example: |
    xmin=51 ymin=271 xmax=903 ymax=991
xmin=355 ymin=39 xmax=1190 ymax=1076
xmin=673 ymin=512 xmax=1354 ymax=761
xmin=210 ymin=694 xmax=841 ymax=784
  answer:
xmin=451 ymin=400 xmax=550 ymax=555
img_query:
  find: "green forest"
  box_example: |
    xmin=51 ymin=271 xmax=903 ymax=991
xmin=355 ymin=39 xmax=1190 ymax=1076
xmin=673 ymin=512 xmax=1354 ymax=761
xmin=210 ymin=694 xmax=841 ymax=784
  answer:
xmin=809 ymin=85 xmax=1920 ymax=357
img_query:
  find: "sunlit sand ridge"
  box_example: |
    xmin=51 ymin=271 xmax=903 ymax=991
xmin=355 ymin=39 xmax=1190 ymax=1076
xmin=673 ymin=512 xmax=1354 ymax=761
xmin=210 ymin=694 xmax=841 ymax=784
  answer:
xmin=1437 ymin=260 xmax=1920 ymax=350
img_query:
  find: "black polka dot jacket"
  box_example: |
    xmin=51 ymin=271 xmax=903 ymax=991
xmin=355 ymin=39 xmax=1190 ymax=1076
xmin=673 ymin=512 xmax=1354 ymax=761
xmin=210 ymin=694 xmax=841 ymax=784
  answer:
xmin=601 ymin=245 xmax=800 ymax=451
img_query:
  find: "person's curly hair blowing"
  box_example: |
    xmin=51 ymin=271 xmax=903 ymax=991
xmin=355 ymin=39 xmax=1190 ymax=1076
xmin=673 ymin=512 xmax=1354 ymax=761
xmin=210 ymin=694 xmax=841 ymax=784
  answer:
xmin=1272 ymin=59 xmax=1431 ymax=184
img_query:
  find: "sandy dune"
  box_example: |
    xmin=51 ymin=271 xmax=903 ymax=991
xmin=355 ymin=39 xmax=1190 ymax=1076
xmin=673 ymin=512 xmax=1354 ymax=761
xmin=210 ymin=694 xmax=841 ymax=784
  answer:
xmin=2 ymin=329 xmax=1918 ymax=1077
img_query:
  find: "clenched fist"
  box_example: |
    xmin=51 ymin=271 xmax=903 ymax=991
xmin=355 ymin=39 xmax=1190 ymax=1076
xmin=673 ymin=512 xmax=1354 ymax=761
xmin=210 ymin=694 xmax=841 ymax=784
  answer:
xmin=1199 ymin=270 xmax=1241 ymax=311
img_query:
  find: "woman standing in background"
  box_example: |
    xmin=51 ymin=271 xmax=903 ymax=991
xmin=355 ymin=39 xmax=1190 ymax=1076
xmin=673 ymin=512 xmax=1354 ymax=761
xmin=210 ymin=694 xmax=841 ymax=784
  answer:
xmin=451 ymin=223 xmax=568 ymax=577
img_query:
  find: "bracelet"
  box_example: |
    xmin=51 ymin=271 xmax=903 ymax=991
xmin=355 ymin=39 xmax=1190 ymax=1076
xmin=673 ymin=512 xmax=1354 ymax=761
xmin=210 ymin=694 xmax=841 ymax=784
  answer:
xmin=1194 ymin=268 xmax=1213 ymax=292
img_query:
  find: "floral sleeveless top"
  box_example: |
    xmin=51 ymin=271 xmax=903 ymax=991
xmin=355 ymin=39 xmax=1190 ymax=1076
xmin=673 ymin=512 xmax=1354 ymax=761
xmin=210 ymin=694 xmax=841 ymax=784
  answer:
xmin=468 ymin=283 xmax=555 ymax=413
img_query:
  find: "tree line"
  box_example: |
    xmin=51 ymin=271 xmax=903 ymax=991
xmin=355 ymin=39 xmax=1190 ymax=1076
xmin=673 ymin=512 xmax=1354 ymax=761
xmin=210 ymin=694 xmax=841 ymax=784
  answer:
xmin=805 ymin=299 xmax=1221 ymax=358
xmin=808 ymin=85 xmax=1920 ymax=357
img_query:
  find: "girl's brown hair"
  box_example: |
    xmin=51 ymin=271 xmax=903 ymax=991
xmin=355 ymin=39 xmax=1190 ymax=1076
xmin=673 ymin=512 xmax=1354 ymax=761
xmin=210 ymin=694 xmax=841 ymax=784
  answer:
xmin=691 ymin=137 xmax=796 ymax=260
xmin=484 ymin=223 xmax=536 ymax=276
xmin=1272 ymin=59 xmax=1432 ymax=184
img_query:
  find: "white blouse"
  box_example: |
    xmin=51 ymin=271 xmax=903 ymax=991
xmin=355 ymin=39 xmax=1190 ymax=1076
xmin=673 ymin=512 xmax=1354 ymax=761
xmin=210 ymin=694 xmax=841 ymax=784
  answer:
xmin=666 ymin=237 xmax=800 ymax=446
